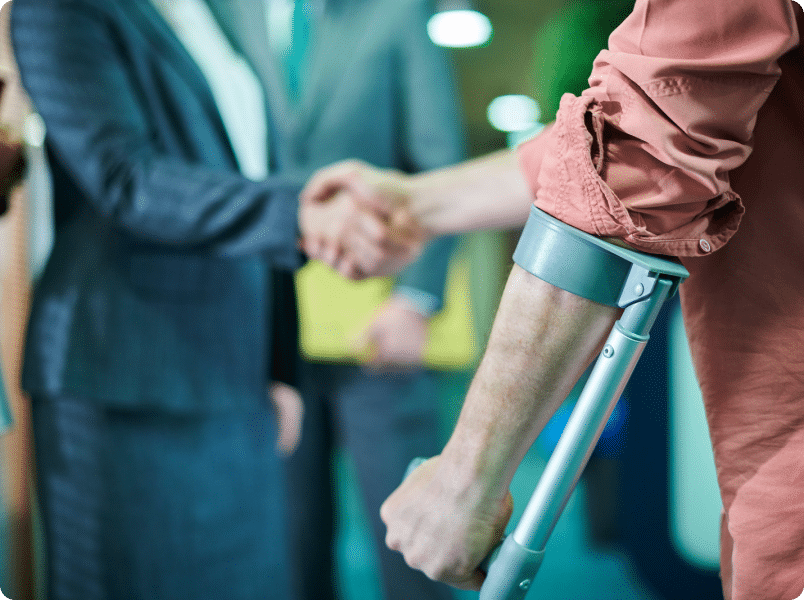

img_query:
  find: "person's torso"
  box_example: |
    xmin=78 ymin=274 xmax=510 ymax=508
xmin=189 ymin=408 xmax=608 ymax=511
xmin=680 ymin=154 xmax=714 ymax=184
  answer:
xmin=20 ymin=0 xmax=281 ymax=410
xmin=679 ymin=38 xmax=804 ymax=592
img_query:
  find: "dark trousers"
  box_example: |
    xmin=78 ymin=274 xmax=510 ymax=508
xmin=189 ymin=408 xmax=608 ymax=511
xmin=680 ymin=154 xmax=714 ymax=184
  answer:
xmin=285 ymin=363 xmax=454 ymax=600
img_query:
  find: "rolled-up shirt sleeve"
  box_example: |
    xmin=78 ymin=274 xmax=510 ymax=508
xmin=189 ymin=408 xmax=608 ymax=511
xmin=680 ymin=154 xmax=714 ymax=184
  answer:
xmin=518 ymin=0 xmax=799 ymax=257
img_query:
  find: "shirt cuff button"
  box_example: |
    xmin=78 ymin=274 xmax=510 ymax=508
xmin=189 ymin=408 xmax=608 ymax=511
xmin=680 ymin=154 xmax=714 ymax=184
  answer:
xmin=699 ymin=238 xmax=711 ymax=253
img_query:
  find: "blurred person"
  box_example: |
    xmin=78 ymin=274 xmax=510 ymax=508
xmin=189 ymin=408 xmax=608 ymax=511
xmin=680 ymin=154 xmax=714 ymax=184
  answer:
xmin=165 ymin=1 xmax=465 ymax=597
xmin=8 ymin=0 xmax=409 ymax=598
xmin=210 ymin=1 xmax=466 ymax=599
xmin=0 ymin=182 xmax=32 ymax=600
xmin=302 ymin=1 xmax=804 ymax=598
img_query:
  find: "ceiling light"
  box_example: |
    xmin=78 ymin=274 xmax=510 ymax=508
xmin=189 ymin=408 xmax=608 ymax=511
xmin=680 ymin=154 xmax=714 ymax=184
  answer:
xmin=427 ymin=3 xmax=492 ymax=48
xmin=487 ymin=95 xmax=540 ymax=132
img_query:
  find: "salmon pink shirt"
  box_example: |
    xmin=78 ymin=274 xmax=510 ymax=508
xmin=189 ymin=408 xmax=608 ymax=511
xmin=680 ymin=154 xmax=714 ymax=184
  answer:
xmin=518 ymin=1 xmax=804 ymax=598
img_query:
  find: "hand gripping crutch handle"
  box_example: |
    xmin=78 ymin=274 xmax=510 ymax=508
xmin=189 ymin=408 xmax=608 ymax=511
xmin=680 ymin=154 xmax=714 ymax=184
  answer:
xmin=402 ymin=280 xmax=668 ymax=599
xmin=402 ymin=456 xmax=428 ymax=479
xmin=402 ymin=290 xmax=679 ymax=599
xmin=402 ymin=459 xmax=542 ymax=599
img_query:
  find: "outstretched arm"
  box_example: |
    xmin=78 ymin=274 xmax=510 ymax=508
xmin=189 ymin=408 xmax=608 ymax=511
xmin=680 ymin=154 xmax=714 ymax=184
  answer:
xmin=299 ymin=135 xmax=551 ymax=276
xmin=405 ymin=144 xmax=544 ymax=236
xmin=301 ymin=143 xmax=544 ymax=240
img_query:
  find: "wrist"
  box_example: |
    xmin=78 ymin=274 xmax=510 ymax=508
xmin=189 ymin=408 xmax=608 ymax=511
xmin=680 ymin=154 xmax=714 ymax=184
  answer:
xmin=392 ymin=287 xmax=439 ymax=318
xmin=406 ymin=172 xmax=441 ymax=237
xmin=439 ymin=391 xmax=521 ymax=504
xmin=438 ymin=440 xmax=513 ymax=507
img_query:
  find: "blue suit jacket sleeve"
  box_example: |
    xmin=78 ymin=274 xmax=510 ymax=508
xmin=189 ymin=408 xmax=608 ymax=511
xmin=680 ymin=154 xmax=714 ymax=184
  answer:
xmin=393 ymin=0 xmax=466 ymax=310
xmin=12 ymin=0 xmax=301 ymax=268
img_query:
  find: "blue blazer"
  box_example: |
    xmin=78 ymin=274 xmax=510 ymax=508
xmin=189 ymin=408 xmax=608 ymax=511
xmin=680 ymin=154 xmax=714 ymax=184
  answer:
xmin=13 ymin=0 xmax=465 ymax=412
xmin=13 ymin=0 xmax=304 ymax=411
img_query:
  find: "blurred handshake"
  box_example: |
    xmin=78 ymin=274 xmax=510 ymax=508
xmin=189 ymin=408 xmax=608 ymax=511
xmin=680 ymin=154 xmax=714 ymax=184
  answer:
xmin=298 ymin=160 xmax=427 ymax=280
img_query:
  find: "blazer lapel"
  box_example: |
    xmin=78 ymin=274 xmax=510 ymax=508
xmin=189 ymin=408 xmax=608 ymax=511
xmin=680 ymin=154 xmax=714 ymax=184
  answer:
xmin=124 ymin=1 xmax=212 ymax=99
xmin=123 ymin=0 xmax=232 ymax=150
xmin=293 ymin=10 xmax=330 ymax=130
xmin=209 ymin=0 xmax=306 ymax=148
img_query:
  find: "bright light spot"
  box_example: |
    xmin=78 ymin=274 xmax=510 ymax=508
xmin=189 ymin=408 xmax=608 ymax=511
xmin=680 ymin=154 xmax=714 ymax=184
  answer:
xmin=427 ymin=10 xmax=492 ymax=48
xmin=487 ymin=95 xmax=540 ymax=133
xmin=794 ymin=0 xmax=803 ymax=7
xmin=23 ymin=113 xmax=46 ymax=148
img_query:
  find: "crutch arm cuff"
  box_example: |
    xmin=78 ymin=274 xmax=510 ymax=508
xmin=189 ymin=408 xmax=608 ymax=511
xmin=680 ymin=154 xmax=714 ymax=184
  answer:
xmin=513 ymin=207 xmax=688 ymax=308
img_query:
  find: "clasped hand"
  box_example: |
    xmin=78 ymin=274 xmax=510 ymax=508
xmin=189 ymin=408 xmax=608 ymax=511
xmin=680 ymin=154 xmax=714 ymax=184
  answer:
xmin=298 ymin=160 xmax=427 ymax=279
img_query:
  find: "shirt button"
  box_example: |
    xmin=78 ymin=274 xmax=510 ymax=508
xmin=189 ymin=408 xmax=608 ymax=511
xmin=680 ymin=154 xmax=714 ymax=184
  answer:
xmin=699 ymin=239 xmax=711 ymax=253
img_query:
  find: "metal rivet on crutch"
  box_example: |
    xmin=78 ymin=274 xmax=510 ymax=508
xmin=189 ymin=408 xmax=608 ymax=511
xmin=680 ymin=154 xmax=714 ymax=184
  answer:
xmin=602 ymin=345 xmax=614 ymax=358
xmin=519 ymin=579 xmax=532 ymax=591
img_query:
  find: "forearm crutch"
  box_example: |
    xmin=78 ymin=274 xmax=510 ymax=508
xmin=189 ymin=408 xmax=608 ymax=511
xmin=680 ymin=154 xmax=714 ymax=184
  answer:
xmin=409 ymin=207 xmax=689 ymax=600
xmin=478 ymin=207 xmax=689 ymax=599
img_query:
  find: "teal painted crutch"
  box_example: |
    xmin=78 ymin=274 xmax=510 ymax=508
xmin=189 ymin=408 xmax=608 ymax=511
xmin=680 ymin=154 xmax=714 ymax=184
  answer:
xmin=407 ymin=207 xmax=689 ymax=600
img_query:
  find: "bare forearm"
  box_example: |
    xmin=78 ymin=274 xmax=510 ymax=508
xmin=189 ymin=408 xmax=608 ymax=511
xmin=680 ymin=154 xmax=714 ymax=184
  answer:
xmin=379 ymin=219 xmax=621 ymax=590
xmin=407 ymin=149 xmax=533 ymax=236
xmin=439 ymin=264 xmax=620 ymax=500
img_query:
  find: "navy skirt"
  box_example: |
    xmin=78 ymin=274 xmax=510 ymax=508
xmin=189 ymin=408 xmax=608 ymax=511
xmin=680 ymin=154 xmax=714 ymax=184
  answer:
xmin=32 ymin=395 xmax=290 ymax=600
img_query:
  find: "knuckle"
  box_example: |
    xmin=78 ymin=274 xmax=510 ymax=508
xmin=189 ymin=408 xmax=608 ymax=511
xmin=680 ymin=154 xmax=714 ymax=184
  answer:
xmin=348 ymin=158 xmax=367 ymax=171
xmin=423 ymin=562 xmax=450 ymax=583
xmin=370 ymin=224 xmax=391 ymax=245
xmin=379 ymin=502 xmax=391 ymax=524
xmin=406 ymin=548 xmax=429 ymax=572
xmin=343 ymin=162 xmax=363 ymax=180
xmin=384 ymin=530 xmax=402 ymax=553
xmin=360 ymin=253 xmax=381 ymax=274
